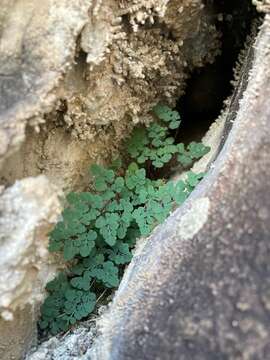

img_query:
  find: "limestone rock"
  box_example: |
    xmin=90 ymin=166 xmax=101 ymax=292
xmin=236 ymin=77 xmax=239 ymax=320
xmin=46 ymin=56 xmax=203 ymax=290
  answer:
xmin=0 ymin=176 xmax=61 ymax=359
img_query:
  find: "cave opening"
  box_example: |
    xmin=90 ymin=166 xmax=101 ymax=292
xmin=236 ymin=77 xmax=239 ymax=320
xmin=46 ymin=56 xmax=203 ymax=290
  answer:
xmin=176 ymin=0 xmax=259 ymax=144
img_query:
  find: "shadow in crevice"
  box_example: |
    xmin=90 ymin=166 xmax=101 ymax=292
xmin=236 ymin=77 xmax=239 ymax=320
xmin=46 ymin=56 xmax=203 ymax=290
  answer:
xmin=176 ymin=0 xmax=257 ymax=144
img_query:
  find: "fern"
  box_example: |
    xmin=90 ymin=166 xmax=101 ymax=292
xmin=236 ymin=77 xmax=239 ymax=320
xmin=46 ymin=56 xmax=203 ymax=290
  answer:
xmin=40 ymin=105 xmax=210 ymax=334
xmin=126 ymin=104 xmax=210 ymax=169
xmin=39 ymin=274 xmax=96 ymax=335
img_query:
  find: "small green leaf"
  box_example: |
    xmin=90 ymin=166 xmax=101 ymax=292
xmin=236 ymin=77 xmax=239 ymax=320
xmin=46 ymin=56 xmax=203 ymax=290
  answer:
xmin=169 ymin=120 xmax=180 ymax=129
xmin=94 ymin=178 xmax=107 ymax=192
xmin=110 ymin=158 xmax=122 ymax=171
xmin=177 ymin=154 xmax=193 ymax=167
xmin=153 ymin=160 xmax=164 ymax=168
xmin=112 ymin=177 xmax=125 ymax=193
xmin=48 ymin=240 xmax=62 ymax=253
xmin=70 ymin=271 xmax=92 ymax=291
xmin=187 ymin=142 xmax=211 ymax=159
xmin=107 ymin=242 xmax=132 ymax=264
xmin=90 ymin=261 xmax=119 ymax=288
xmin=63 ymin=241 xmax=77 ymax=261
xmin=153 ymin=104 xmax=181 ymax=125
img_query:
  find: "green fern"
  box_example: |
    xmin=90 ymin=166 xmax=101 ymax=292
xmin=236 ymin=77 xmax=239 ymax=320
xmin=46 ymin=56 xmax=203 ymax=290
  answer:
xmin=39 ymin=273 xmax=96 ymax=335
xmin=126 ymin=104 xmax=210 ymax=169
xmin=40 ymin=104 xmax=210 ymax=334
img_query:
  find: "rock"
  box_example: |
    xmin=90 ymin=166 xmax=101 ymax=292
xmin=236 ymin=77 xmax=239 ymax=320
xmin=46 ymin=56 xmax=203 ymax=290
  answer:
xmin=0 ymin=0 xmax=91 ymax=162
xmin=26 ymin=321 xmax=97 ymax=360
xmin=0 ymin=176 xmax=61 ymax=359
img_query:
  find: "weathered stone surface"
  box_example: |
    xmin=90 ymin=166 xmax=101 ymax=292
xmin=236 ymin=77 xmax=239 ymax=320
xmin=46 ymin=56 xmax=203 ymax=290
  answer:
xmin=87 ymin=14 xmax=270 ymax=360
xmin=0 ymin=176 xmax=61 ymax=359
xmin=26 ymin=320 xmax=97 ymax=360
xmin=0 ymin=0 xmax=91 ymax=161
xmin=0 ymin=176 xmax=60 ymax=318
xmin=0 ymin=306 xmax=36 ymax=360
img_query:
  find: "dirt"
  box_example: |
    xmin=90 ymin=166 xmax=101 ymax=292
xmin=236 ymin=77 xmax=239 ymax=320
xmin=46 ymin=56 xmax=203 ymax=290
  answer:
xmin=0 ymin=0 xmax=220 ymax=191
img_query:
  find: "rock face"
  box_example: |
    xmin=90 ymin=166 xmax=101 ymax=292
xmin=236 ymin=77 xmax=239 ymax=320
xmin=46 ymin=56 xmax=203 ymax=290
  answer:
xmin=0 ymin=0 xmax=91 ymax=162
xmin=27 ymin=320 xmax=98 ymax=360
xmin=0 ymin=176 xmax=61 ymax=360
xmin=0 ymin=0 xmax=221 ymax=358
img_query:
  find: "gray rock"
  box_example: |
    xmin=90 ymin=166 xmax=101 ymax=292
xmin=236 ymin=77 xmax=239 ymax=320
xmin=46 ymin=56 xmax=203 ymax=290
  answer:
xmin=27 ymin=322 xmax=97 ymax=360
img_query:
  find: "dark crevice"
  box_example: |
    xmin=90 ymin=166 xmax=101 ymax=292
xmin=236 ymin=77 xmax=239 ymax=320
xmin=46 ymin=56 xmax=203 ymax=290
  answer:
xmin=176 ymin=0 xmax=258 ymax=144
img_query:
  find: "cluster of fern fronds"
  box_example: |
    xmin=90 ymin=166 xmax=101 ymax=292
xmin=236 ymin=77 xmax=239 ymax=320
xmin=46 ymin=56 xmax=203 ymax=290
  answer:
xmin=40 ymin=105 xmax=210 ymax=335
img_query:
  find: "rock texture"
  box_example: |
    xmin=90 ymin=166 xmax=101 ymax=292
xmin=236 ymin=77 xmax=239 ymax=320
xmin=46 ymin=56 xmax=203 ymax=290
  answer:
xmin=0 ymin=0 xmax=91 ymax=162
xmin=27 ymin=320 xmax=97 ymax=360
xmin=0 ymin=176 xmax=60 ymax=319
xmin=0 ymin=176 xmax=61 ymax=360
